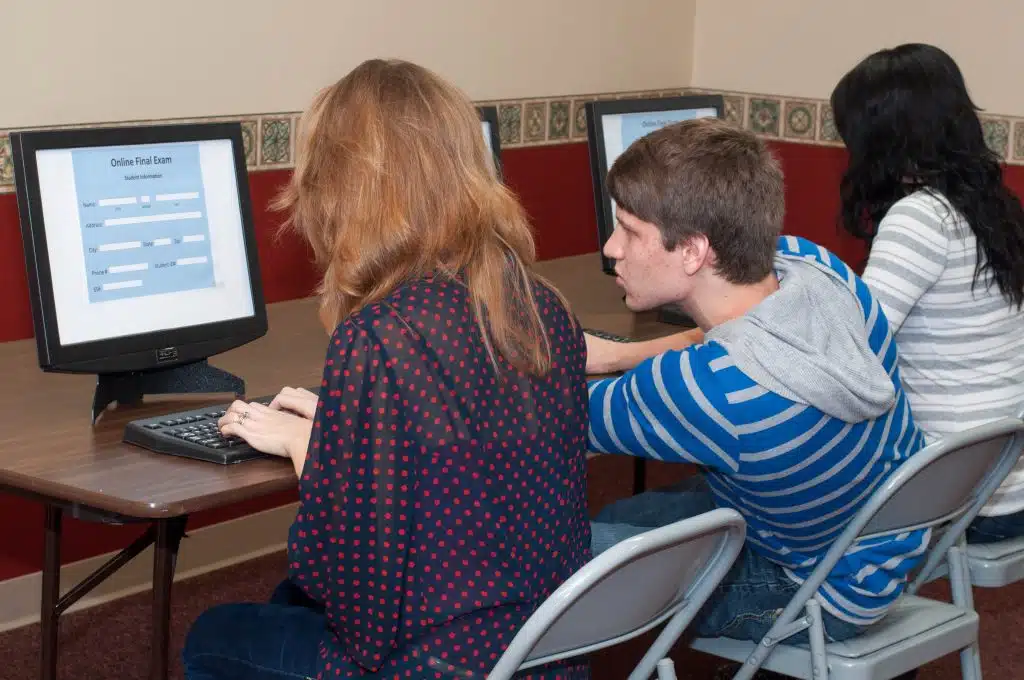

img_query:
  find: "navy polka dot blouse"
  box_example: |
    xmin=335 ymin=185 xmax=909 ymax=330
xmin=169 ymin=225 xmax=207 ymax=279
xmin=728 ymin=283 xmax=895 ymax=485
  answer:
xmin=287 ymin=274 xmax=592 ymax=678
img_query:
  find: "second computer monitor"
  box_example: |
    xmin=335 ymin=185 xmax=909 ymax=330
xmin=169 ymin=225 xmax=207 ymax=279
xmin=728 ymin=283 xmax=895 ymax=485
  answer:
xmin=586 ymin=94 xmax=724 ymax=273
xmin=478 ymin=105 xmax=504 ymax=177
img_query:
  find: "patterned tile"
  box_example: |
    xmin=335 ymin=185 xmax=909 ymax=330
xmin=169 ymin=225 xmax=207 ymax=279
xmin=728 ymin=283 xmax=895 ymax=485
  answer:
xmin=572 ymin=100 xmax=590 ymax=139
xmin=498 ymin=103 xmax=522 ymax=146
xmin=239 ymin=119 xmax=258 ymax=167
xmin=819 ymin=104 xmax=840 ymax=143
xmin=523 ymin=101 xmax=547 ymax=143
xmin=982 ymin=117 xmax=1010 ymax=160
xmin=748 ymin=98 xmax=781 ymax=136
xmin=260 ymin=117 xmax=292 ymax=165
xmin=784 ymin=101 xmax=817 ymax=140
xmin=548 ymin=100 xmax=571 ymax=140
xmin=1013 ymin=122 xmax=1024 ymax=161
xmin=0 ymin=135 xmax=12 ymax=186
xmin=723 ymin=96 xmax=745 ymax=128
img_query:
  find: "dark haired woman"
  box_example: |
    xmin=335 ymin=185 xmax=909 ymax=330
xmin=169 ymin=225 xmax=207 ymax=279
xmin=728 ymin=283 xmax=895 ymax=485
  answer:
xmin=831 ymin=43 xmax=1024 ymax=543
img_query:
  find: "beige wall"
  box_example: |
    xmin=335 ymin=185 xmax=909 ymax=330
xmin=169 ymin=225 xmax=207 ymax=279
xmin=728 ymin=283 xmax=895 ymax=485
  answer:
xmin=692 ymin=0 xmax=1024 ymax=115
xmin=6 ymin=0 xmax=696 ymax=130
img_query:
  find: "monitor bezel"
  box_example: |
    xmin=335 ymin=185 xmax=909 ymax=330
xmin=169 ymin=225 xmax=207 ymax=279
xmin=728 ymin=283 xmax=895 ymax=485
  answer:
xmin=586 ymin=94 xmax=725 ymax=273
xmin=10 ymin=121 xmax=268 ymax=374
xmin=477 ymin=105 xmax=504 ymax=178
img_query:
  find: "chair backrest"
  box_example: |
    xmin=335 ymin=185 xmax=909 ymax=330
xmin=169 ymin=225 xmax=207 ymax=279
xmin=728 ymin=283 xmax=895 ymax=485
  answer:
xmin=864 ymin=412 xmax=1024 ymax=537
xmin=486 ymin=507 xmax=746 ymax=679
xmin=749 ymin=411 xmax=1024 ymax=634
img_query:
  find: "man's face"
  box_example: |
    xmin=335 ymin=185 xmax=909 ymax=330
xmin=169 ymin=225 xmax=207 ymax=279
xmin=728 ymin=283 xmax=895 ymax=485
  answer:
xmin=602 ymin=206 xmax=696 ymax=311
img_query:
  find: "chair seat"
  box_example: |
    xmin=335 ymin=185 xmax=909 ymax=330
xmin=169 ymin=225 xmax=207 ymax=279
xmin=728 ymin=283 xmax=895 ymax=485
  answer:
xmin=965 ymin=537 xmax=1024 ymax=587
xmin=691 ymin=596 xmax=978 ymax=680
xmin=966 ymin=536 xmax=1024 ymax=561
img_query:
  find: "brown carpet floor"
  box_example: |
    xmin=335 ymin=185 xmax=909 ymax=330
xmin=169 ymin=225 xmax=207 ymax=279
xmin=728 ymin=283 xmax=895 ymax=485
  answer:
xmin=1 ymin=456 xmax=1021 ymax=678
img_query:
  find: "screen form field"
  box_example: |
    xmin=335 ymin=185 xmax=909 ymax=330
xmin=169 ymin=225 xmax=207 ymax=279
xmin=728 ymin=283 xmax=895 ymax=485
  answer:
xmin=103 ymin=211 xmax=202 ymax=227
xmin=156 ymin=192 xmax=199 ymax=202
xmin=108 ymin=263 xmax=148 ymax=274
xmin=98 ymin=196 xmax=138 ymax=207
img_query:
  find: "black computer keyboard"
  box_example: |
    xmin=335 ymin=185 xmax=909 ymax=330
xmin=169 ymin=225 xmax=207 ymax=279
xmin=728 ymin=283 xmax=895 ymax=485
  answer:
xmin=583 ymin=327 xmax=635 ymax=343
xmin=123 ymin=390 xmax=312 ymax=465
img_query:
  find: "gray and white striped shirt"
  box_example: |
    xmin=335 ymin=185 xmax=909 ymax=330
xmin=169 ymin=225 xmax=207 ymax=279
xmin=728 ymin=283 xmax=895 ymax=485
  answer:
xmin=862 ymin=190 xmax=1024 ymax=516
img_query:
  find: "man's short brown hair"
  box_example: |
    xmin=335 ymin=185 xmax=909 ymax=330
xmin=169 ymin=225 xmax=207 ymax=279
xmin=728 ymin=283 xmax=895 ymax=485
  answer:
xmin=606 ymin=117 xmax=784 ymax=284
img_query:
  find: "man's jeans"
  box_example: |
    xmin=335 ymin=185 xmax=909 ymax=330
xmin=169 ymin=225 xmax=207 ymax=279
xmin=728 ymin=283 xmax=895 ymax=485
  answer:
xmin=591 ymin=475 xmax=865 ymax=644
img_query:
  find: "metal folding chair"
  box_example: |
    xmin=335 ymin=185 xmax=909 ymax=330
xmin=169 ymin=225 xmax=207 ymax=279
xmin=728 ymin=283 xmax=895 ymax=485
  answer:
xmin=691 ymin=413 xmax=1024 ymax=680
xmin=487 ymin=508 xmax=746 ymax=680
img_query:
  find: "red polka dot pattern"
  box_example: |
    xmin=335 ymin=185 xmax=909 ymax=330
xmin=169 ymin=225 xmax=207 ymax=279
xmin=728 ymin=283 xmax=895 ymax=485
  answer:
xmin=287 ymin=274 xmax=592 ymax=678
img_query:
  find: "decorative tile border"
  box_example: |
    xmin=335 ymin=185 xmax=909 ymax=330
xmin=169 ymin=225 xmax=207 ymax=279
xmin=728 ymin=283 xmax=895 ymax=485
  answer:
xmin=4 ymin=86 xmax=1024 ymax=193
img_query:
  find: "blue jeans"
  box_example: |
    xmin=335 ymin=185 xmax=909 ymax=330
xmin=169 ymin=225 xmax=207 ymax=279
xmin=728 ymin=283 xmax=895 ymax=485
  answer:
xmin=966 ymin=508 xmax=1024 ymax=544
xmin=182 ymin=580 xmax=324 ymax=680
xmin=590 ymin=475 xmax=864 ymax=644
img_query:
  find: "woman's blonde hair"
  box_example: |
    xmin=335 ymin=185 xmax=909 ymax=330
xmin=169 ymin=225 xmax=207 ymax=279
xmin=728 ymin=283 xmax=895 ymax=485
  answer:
xmin=274 ymin=59 xmax=566 ymax=376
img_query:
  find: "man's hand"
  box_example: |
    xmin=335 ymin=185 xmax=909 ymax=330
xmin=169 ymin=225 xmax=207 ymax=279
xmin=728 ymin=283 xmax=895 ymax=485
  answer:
xmin=586 ymin=328 xmax=706 ymax=375
xmin=585 ymin=333 xmax=629 ymax=375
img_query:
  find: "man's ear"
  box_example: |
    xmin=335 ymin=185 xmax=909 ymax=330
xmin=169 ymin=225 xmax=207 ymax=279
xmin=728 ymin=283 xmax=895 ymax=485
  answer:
xmin=679 ymin=234 xmax=712 ymax=276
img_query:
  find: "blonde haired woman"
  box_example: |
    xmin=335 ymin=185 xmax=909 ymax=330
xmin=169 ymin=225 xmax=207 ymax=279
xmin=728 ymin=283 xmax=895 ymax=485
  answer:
xmin=182 ymin=60 xmax=591 ymax=679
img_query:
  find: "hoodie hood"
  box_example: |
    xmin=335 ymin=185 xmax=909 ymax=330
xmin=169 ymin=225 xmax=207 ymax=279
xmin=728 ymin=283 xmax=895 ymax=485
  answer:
xmin=705 ymin=254 xmax=895 ymax=423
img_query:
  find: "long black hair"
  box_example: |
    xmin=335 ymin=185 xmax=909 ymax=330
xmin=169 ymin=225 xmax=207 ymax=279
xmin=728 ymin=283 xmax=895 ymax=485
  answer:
xmin=831 ymin=42 xmax=1024 ymax=309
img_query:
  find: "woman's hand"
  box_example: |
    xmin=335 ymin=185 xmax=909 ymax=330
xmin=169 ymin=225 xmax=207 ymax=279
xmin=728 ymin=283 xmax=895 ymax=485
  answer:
xmin=219 ymin=400 xmax=312 ymax=476
xmin=269 ymin=385 xmax=320 ymax=420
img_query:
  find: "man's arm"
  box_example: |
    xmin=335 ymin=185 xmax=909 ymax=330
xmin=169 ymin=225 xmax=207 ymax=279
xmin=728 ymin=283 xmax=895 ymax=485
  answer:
xmin=586 ymin=327 xmax=704 ymax=374
xmin=587 ymin=346 xmax=740 ymax=472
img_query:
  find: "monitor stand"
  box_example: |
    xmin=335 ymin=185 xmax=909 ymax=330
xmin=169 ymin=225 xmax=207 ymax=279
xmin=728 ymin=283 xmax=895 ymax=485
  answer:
xmin=91 ymin=359 xmax=245 ymax=424
xmin=656 ymin=302 xmax=697 ymax=328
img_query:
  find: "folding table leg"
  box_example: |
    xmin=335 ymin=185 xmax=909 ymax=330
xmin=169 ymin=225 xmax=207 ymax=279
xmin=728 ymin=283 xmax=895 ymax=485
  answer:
xmin=150 ymin=515 xmax=188 ymax=680
xmin=40 ymin=504 xmax=63 ymax=680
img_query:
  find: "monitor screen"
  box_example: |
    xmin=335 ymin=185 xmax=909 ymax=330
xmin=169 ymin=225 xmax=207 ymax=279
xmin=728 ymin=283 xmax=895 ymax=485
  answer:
xmin=586 ymin=95 xmax=724 ymax=273
xmin=11 ymin=122 xmax=266 ymax=373
xmin=477 ymin=105 xmax=503 ymax=177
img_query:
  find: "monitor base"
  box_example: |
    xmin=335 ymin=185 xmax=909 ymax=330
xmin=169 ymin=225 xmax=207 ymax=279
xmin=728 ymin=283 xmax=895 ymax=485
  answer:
xmin=656 ymin=303 xmax=698 ymax=328
xmin=91 ymin=359 xmax=245 ymax=424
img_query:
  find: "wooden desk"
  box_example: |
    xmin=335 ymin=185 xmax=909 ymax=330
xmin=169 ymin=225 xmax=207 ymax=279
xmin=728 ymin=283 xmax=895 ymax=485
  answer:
xmin=0 ymin=252 xmax=674 ymax=680
xmin=0 ymin=297 xmax=327 ymax=680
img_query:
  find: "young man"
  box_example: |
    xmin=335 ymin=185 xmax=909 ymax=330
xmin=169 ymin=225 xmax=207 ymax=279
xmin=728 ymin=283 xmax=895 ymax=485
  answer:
xmin=587 ymin=118 xmax=927 ymax=644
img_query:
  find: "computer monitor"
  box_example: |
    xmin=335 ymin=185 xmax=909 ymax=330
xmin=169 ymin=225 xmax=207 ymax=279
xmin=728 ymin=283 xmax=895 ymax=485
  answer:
xmin=478 ymin=105 xmax=504 ymax=177
xmin=586 ymin=94 xmax=725 ymax=274
xmin=10 ymin=121 xmax=267 ymax=420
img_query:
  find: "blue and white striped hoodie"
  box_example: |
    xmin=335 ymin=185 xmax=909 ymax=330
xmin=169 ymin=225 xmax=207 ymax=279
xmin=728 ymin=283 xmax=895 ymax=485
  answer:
xmin=588 ymin=236 xmax=928 ymax=625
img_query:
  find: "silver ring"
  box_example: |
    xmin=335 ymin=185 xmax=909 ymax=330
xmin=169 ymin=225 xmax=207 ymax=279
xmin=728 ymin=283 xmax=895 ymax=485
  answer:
xmin=237 ymin=410 xmax=250 ymax=425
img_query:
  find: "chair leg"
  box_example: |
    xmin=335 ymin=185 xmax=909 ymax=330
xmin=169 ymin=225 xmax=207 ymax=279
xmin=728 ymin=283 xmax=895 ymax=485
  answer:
xmin=805 ymin=599 xmax=829 ymax=679
xmin=731 ymin=642 xmax=776 ymax=680
xmin=656 ymin=659 xmax=677 ymax=680
xmin=629 ymin=602 xmax=704 ymax=680
xmin=948 ymin=546 xmax=983 ymax=680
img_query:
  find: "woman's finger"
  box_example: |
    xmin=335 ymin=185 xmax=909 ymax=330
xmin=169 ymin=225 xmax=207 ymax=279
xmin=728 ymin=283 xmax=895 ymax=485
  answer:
xmin=219 ymin=400 xmax=261 ymax=429
xmin=270 ymin=393 xmax=317 ymax=419
xmin=218 ymin=421 xmax=244 ymax=440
